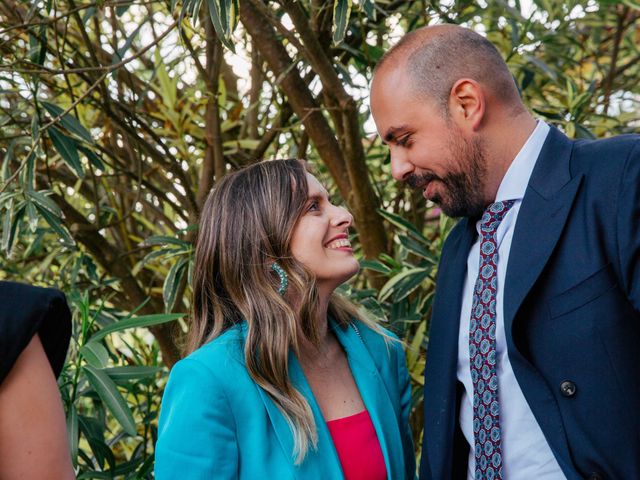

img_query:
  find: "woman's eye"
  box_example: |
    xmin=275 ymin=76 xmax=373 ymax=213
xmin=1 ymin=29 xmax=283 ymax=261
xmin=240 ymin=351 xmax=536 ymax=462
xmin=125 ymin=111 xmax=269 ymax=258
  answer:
xmin=307 ymin=201 xmax=320 ymax=212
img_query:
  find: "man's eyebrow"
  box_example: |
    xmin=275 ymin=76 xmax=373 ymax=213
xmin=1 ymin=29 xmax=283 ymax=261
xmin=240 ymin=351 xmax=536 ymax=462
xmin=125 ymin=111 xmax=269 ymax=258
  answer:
xmin=382 ymin=125 xmax=408 ymax=144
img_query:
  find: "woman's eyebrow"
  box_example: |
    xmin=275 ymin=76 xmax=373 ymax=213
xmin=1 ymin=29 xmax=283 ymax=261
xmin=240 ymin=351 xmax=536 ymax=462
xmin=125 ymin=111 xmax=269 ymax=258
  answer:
xmin=307 ymin=188 xmax=329 ymax=200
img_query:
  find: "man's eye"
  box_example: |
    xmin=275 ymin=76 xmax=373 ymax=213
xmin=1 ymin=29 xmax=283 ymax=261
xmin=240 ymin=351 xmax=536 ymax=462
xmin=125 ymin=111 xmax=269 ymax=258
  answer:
xmin=398 ymin=135 xmax=411 ymax=146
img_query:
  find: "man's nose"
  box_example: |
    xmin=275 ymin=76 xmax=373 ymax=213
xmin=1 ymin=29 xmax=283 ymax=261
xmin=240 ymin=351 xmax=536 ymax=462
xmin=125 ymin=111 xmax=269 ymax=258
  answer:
xmin=390 ymin=148 xmax=414 ymax=182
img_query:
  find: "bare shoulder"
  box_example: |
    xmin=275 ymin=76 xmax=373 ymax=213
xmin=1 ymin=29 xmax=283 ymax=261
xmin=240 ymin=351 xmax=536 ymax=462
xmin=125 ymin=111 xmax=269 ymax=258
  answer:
xmin=0 ymin=334 xmax=75 ymax=480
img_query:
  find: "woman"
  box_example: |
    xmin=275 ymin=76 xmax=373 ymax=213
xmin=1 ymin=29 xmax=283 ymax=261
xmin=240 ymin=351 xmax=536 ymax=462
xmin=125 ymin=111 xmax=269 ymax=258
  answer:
xmin=155 ymin=159 xmax=415 ymax=479
xmin=0 ymin=281 xmax=75 ymax=479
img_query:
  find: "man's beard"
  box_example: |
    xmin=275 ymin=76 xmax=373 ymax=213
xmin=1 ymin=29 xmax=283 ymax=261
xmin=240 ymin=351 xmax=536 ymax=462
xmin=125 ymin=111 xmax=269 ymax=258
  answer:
xmin=407 ymin=135 xmax=487 ymax=218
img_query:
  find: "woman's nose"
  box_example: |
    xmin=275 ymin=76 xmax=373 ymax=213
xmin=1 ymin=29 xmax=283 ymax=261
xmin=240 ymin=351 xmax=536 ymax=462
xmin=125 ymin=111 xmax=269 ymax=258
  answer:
xmin=331 ymin=205 xmax=353 ymax=228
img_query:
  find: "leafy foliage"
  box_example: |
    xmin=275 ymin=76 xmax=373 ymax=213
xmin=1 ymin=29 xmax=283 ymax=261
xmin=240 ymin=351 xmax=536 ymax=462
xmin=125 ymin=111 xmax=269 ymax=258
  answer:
xmin=1 ymin=0 xmax=639 ymax=476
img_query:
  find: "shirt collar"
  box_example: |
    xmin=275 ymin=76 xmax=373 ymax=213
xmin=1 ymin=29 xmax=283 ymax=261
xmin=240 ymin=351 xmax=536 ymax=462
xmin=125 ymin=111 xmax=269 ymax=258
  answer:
xmin=494 ymin=120 xmax=550 ymax=203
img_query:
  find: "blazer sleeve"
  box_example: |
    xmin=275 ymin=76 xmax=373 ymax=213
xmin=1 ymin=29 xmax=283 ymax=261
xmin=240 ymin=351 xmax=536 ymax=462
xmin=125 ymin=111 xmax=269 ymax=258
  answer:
xmin=155 ymin=357 xmax=239 ymax=480
xmin=395 ymin=339 xmax=417 ymax=480
xmin=617 ymin=139 xmax=640 ymax=312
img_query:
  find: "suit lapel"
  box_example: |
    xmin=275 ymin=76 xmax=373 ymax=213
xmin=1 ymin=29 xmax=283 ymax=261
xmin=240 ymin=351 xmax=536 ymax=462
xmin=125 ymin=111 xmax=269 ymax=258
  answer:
xmin=424 ymin=217 xmax=477 ymax=478
xmin=503 ymin=126 xmax=582 ymax=472
xmin=505 ymin=127 xmax=581 ymax=333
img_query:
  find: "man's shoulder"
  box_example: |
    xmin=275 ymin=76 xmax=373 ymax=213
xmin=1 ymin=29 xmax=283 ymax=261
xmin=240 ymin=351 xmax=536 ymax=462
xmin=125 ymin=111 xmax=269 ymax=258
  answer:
xmin=572 ymin=134 xmax=640 ymax=170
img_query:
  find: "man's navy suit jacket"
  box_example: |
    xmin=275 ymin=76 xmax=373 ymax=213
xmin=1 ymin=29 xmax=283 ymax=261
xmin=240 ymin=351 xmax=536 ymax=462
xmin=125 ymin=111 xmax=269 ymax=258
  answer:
xmin=419 ymin=126 xmax=640 ymax=479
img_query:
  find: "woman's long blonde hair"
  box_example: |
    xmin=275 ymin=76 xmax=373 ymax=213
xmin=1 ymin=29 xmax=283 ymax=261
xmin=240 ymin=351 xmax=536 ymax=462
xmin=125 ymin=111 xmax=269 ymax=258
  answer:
xmin=189 ymin=159 xmax=367 ymax=463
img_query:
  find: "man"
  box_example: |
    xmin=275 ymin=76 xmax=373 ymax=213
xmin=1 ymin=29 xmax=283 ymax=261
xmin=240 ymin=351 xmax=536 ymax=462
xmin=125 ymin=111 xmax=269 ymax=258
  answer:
xmin=370 ymin=25 xmax=640 ymax=480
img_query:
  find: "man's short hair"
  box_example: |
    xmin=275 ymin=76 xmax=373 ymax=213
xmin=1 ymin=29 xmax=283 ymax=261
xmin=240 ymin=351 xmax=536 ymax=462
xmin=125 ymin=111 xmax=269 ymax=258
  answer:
xmin=376 ymin=26 xmax=523 ymax=115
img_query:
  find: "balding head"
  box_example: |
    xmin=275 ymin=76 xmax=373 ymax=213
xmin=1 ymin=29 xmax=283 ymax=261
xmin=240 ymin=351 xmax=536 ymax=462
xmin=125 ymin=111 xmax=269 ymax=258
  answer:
xmin=374 ymin=25 xmax=524 ymax=116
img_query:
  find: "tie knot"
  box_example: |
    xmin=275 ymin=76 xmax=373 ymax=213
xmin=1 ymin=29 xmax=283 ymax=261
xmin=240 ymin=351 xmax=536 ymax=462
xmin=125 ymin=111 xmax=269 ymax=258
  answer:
xmin=480 ymin=200 xmax=515 ymax=233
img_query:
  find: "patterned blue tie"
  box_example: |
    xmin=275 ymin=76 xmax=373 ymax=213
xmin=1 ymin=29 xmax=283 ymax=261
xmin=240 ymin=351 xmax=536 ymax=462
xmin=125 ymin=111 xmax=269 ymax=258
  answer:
xmin=469 ymin=200 xmax=515 ymax=480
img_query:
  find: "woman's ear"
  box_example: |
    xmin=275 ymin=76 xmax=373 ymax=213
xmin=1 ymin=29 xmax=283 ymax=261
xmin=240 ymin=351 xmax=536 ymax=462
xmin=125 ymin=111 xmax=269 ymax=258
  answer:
xmin=448 ymin=78 xmax=485 ymax=132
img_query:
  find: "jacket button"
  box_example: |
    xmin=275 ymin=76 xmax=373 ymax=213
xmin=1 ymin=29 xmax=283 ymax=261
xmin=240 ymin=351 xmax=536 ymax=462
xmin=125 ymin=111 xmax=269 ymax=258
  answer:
xmin=560 ymin=380 xmax=576 ymax=397
xmin=588 ymin=473 xmax=603 ymax=480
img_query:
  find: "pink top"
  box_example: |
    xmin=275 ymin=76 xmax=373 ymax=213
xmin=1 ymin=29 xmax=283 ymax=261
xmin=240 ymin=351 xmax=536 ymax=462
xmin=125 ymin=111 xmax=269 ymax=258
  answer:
xmin=326 ymin=410 xmax=387 ymax=480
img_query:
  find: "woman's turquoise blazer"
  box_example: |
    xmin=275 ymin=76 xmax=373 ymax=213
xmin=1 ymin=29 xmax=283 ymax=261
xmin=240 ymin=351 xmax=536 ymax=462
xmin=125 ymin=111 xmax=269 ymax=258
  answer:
xmin=155 ymin=319 xmax=416 ymax=479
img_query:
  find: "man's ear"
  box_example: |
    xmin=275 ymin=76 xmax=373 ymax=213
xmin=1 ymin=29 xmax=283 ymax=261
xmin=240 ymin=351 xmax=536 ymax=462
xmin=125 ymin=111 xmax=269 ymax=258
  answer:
xmin=448 ymin=79 xmax=485 ymax=132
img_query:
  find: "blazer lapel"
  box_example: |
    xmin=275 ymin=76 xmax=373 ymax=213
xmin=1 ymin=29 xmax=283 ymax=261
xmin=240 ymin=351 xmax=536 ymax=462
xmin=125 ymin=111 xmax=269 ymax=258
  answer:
xmin=246 ymin=327 xmax=344 ymax=479
xmin=332 ymin=321 xmax=405 ymax=480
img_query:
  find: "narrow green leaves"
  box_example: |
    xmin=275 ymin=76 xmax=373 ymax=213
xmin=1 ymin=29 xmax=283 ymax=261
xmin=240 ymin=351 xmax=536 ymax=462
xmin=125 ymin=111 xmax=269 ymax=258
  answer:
xmin=83 ymin=365 xmax=137 ymax=437
xmin=333 ymin=0 xmax=352 ymax=45
xmin=26 ymin=189 xmax=61 ymax=216
xmin=103 ymin=366 xmax=162 ymax=382
xmin=163 ymin=257 xmax=188 ymax=312
xmin=32 ymin=201 xmax=75 ymax=246
xmin=88 ymin=313 xmax=185 ymax=343
xmin=205 ymin=0 xmax=238 ymax=52
xmin=378 ymin=267 xmax=431 ymax=302
xmin=378 ymin=208 xmax=426 ymax=240
xmin=48 ymin=127 xmax=84 ymax=178
xmin=43 ymin=102 xmax=93 ymax=143
xmin=361 ymin=0 xmax=376 ymax=20
xmin=80 ymin=341 xmax=110 ymax=369
xmin=67 ymin=408 xmax=79 ymax=467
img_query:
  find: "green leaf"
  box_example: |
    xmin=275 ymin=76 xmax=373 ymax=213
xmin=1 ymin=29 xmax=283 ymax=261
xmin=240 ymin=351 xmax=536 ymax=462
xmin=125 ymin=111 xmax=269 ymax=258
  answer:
xmin=359 ymin=259 xmax=392 ymax=274
xmin=620 ymin=0 xmax=640 ymax=9
xmin=398 ymin=235 xmax=437 ymax=263
xmin=378 ymin=252 xmax=403 ymax=269
xmin=379 ymin=267 xmax=430 ymax=302
xmin=222 ymin=138 xmax=261 ymax=151
xmin=111 ymin=20 xmax=145 ymax=70
xmin=1 ymin=140 xmax=15 ymax=181
xmin=524 ymin=54 xmax=558 ymax=82
xmin=115 ymin=3 xmax=130 ymax=16
xmin=1 ymin=199 xmax=14 ymax=253
xmin=392 ymin=269 xmax=431 ymax=302
xmin=26 ymin=201 xmax=38 ymax=233
xmin=42 ymin=102 xmax=93 ymax=143
xmin=361 ymin=0 xmax=376 ymax=20
xmin=103 ymin=366 xmax=162 ymax=382
xmin=332 ymin=0 xmax=352 ymax=45
xmin=22 ymin=150 xmax=36 ymax=190
xmin=163 ymin=256 xmax=187 ymax=312
xmin=88 ymin=313 xmax=185 ymax=343
xmin=154 ymin=49 xmax=177 ymax=108
xmin=83 ymin=365 xmax=137 ymax=436
xmin=48 ymin=127 xmax=85 ymax=178
xmin=143 ymin=235 xmax=190 ymax=248
xmin=78 ymin=146 xmax=105 ymax=170
xmin=205 ymin=0 xmax=237 ymax=52
xmin=34 ymin=204 xmax=75 ymax=245
xmin=26 ymin=189 xmax=62 ymax=216
xmin=29 ymin=24 xmax=47 ymax=66
xmin=407 ymin=318 xmax=426 ymax=369
xmin=80 ymin=341 xmax=109 ymax=368
xmin=67 ymin=408 xmax=79 ymax=467
xmin=377 ymin=208 xmax=426 ymax=240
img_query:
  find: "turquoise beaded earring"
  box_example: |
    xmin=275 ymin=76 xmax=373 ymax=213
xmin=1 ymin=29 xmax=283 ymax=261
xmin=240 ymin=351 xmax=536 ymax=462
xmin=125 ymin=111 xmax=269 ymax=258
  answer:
xmin=271 ymin=262 xmax=288 ymax=296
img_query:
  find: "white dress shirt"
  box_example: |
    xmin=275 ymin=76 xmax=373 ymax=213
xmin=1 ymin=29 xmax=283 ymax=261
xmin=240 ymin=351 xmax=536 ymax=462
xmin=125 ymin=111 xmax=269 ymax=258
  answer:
xmin=456 ymin=121 xmax=567 ymax=479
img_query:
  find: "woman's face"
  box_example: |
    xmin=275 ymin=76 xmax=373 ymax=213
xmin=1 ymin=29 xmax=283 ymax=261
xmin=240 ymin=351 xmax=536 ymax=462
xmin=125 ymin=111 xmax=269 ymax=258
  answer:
xmin=289 ymin=172 xmax=359 ymax=294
